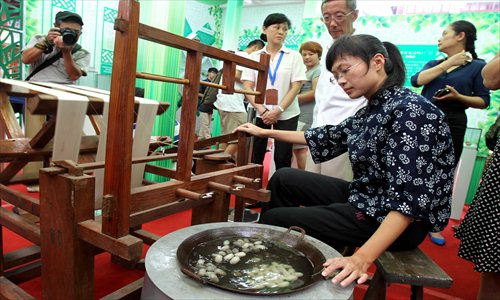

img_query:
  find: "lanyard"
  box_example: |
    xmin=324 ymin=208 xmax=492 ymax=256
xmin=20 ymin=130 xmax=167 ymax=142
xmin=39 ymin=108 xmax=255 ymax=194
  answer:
xmin=268 ymin=51 xmax=284 ymax=86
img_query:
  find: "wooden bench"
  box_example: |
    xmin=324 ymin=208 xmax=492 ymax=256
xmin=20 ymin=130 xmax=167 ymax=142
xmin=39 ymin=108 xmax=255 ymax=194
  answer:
xmin=364 ymin=248 xmax=453 ymax=300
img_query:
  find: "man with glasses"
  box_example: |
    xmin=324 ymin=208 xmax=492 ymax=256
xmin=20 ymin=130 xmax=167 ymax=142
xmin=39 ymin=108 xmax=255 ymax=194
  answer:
xmin=22 ymin=11 xmax=90 ymax=83
xmin=307 ymin=0 xmax=367 ymax=181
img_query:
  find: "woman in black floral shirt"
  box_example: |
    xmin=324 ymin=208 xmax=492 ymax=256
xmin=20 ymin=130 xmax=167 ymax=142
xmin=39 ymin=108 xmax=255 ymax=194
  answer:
xmin=235 ymin=34 xmax=455 ymax=287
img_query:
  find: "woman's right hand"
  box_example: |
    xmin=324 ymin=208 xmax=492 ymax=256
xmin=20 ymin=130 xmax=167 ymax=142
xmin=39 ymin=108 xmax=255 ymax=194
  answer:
xmin=446 ymin=51 xmax=472 ymax=68
xmin=233 ymin=123 xmax=266 ymax=137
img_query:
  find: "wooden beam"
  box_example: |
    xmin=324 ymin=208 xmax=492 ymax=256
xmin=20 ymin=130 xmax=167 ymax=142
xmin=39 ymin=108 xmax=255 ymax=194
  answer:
xmin=143 ymin=164 xmax=176 ymax=179
xmin=136 ymin=23 xmax=267 ymax=72
xmin=129 ymin=196 xmax=214 ymax=228
xmin=27 ymin=95 xmax=169 ymax=116
xmin=4 ymin=173 xmax=39 ymax=185
xmin=2 ymin=261 xmax=41 ymax=285
xmin=77 ymin=220 xmax=143 ymax=261
xmin=207 ymin=181 xmax=270 ymax=202
xmin=0 ymin=208 xmax=40 ymax=245
xmin=0 ymin=184 xmax=40 ymax=216
xmin=130 ymin=164 xmax=263 ymax=213
xmin=0 ymin=276 xmax=36 ymax=299
xmin=0 ymin=92 xmax=23 ymax=139
xmin=175 ymin=50 xmax=202 ymax=181
xmin=131 ymin=229 xmax=160 ymax=246
xmin=102 ymin=0 xmax=140 ymax=238
xmin=2 ymin=246 xmax=41 ymax=270
xmin=39 ymin=148 xmax=223 ymax=177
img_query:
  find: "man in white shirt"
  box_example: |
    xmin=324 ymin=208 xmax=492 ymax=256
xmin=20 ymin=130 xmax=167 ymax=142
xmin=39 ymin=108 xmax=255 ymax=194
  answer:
xmin=307 ymin=0 xmax=367 ymax=181
xmin=214 ymin=39 xmax=264 ymax=159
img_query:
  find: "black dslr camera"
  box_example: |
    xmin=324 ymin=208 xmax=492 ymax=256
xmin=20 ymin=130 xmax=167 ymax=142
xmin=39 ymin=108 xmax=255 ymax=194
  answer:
xmin=58 ymin=28 xmax=79 ymax=46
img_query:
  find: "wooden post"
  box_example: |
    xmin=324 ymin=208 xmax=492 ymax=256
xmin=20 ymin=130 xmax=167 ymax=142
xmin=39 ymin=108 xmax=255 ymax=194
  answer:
xmin=0 ymin=92 xmax=24 ymax=139
xmin=222 ymin=61 xmax=236 ymax=94
xmin=175 ymin=51 xmax=203 ymax=181
xmin=39 ymin=168 xmax=95 ymax=299
xmin=102 ymin=0 xmax=140 ymax=238
xmin=254 ymin=53 xmax=270 ymax=104
xmin=0 ymin=224 xmax=3 ymax=276
xmin=191 ymin=190 xmax=230 ymax=225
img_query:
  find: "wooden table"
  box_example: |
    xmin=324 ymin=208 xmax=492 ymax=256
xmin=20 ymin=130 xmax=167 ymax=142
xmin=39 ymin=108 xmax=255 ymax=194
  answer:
xmin=141 ymin=222 xmax=354 ymax=300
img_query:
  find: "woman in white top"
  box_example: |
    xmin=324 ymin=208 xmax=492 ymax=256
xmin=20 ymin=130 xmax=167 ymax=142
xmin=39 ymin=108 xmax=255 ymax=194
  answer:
xmin=242 ymin=13 xmax=306 ymax=170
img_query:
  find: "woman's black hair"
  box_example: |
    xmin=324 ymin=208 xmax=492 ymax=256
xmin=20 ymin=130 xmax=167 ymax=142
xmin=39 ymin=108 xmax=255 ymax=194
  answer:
xmin=259 ymin=13 xmax=291 ymax=42
xmin=326 ymin=34 xmax=406 ymax=95
xmin=450 ymin=20 xmax=479 ymax=60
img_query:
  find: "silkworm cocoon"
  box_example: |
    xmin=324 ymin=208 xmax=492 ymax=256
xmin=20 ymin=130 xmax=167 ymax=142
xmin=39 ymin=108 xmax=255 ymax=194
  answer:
xmin=197 ymin=268 xmax=207 ymax=276
xmin=224 ymin=253 xmax=234 ymax=261
xmin=214 ymin=254 xmax=223 ymax=263
xmin=208 ymin=273 xmax=219 ymax=283
xmin=229 ymin=256 xmax=240 ymax=264
xmin=235 ymin=252 xmax=246 ymax=257
xmin=206 ymin=265 xmax=216 ymax=272
xmin=214 ymin=268 xmax=226 ymax=276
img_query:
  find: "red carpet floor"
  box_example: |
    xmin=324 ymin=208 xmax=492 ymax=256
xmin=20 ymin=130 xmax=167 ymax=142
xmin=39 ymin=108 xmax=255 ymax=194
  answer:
xmin=2 ymin=152 xmax=480 ymax=299
xmin=1 ymin=204 xmax=479 ymax=299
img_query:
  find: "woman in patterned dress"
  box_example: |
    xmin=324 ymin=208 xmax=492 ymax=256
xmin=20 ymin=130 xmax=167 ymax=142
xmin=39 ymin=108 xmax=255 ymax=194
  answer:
xmin=455 ymin=52 xmax=500 ymax=300
xmin=235 ymin=34 xmax=455 ymax=288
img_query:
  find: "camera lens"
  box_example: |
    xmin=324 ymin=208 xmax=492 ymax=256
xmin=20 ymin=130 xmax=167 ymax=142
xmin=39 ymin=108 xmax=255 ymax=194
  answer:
xmin=60 ymin=29 xmax=78 ymax=45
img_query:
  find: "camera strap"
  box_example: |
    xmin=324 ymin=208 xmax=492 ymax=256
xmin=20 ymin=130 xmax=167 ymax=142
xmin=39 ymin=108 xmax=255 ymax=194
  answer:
xmin=25 ymin=44 xmax=82 ymax=81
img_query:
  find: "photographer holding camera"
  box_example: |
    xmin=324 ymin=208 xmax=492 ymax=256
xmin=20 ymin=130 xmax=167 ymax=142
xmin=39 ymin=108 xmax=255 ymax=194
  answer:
xmin=21 ymin=11 xmax=90 ymax=83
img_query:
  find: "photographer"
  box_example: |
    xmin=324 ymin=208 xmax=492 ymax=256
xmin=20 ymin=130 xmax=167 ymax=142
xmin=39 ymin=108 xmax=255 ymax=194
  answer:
xmin=21 ymin=11 xmax=90 ymax=83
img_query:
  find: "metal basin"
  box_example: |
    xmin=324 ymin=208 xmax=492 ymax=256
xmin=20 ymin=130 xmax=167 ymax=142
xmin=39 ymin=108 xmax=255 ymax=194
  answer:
xmin=176 ymin=226 xmax=326 ymax=295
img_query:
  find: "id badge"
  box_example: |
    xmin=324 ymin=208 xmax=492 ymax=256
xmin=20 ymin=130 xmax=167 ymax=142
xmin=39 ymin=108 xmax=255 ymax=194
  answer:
xmin=265 ymin=88 xmax=278 ymax=105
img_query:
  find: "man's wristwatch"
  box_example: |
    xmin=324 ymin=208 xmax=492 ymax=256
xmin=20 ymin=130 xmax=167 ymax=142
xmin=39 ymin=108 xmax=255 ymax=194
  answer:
xmin=277 ymin=105 xmax=285 ymax=112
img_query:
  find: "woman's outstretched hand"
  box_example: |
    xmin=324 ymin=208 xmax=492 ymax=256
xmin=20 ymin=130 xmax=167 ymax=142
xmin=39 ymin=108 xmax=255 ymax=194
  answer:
xmin=322 ymin=253 xmax=371 ymax=287
xmin=233 ymin=123 xmax=266 ymax=137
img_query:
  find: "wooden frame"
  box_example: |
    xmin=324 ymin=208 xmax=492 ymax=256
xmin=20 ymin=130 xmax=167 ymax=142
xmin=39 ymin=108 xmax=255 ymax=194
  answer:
xmin=1 ymin=0 xmax=270 ymax=298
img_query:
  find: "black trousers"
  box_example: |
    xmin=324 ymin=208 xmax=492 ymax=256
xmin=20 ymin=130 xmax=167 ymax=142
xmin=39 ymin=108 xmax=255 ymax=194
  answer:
xmin=252 ymin=116 xmax=298 ymax=170
xmin=259 ymin=168 xmax=428 ymax=251
xmin=444 ymin=110 xmax=467 ymax=166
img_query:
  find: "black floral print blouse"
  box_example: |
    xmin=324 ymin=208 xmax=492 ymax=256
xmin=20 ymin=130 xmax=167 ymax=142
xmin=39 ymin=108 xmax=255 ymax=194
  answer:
xmin=305 ymin=86 xmax=455 ymax=232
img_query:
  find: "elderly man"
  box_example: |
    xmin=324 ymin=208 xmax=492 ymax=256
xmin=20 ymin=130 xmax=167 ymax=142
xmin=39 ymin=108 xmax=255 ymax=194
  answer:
xmin=307 ymin=0 xmax=367 ymax=180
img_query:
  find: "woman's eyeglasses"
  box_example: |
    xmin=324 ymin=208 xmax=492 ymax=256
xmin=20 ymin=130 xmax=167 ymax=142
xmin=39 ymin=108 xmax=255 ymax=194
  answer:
xmin=330 ymin=61 xmax=363 ymax=82
xmin=321 ymin=10 xmax=355 ymax=24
